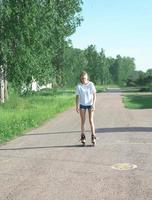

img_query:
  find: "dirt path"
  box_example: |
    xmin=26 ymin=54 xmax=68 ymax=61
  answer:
xmin=0 ymin=92 xmax=152 ymax=200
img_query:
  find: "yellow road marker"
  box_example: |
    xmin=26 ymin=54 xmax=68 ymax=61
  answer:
xmin=111 ymin=163 xmax=137 ymax=170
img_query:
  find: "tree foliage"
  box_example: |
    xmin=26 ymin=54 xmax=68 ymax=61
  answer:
xmin=0 ymin=0 xmax=83 ymax=92
xmin=61 ymin=44 xmax=137 ymax=87
xmin=1 ymin=0 xmax=151 ymax=102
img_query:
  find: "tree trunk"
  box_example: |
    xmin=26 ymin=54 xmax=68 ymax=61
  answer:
xmin=4 ymin=79 xmax=8 ymax=100
xmin=0 ymin=66 xmax=5 ymax=103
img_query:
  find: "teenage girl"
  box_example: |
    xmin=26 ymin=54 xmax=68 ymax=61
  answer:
xmin=76 ymin=71 xmax=96 ymax=146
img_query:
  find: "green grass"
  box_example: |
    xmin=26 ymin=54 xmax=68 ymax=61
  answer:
xmin=0 ymin=88 xmax=75 ymax=144
xmin=123 ymin=93 xmax=152 ymax=109
xmin=96 ymin=85 xmax=107 ymax=93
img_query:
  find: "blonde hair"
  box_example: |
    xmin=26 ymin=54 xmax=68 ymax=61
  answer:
xmin=80 ymin=71 xmax=88 ymax=77
xmin=80 ymin=71 xmax=89 ymax=83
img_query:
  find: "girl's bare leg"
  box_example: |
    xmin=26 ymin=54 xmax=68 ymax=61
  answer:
xmin=80 ymin=109 xmax=86 ymax=135
xmin=88 ymin=109 xmax=96 ymax=145
xmin=88 ymin=109 xmax=95 ymax=136
xmin=80 ymin=109 xmax=86 ymax=144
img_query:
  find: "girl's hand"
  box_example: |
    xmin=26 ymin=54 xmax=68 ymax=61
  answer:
xmin=91 ymin=105 xmax=95 ymax=111
xmin=76 ymin=106 xmax=80 ymax=113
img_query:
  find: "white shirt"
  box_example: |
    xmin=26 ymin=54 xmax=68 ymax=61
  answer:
xmin=76 ymin=81 xmax=96 ymax=106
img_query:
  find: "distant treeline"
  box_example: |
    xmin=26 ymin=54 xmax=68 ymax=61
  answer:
xmin=0 ymin=1 xmax=151 ymax=102
xmin=63 ymin=45 xmax=152 ymax=90
xmin=63 ymin=45 xmax=136 ymax=86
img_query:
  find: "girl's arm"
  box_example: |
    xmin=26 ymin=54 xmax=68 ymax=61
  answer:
xmin=92 ymin=92 xmax=96 ymax=110
xmin=76 ymin=95 xmax=80 ymax=113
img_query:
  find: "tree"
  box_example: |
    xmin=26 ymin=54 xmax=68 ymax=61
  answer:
xmin=84 ymin=45 xmax=99 ymax=84
xmin=48 ymin=0 xmax=83 ymax=86
xmin=107 ymin=57 xmax=115 ymax=84
xmin=0 ymin=66 xmax=4 ymax=103
xmin=0 ymin=0 xmax=83 ymax=98
xmin=126 ymin=71 xmax=140 ymax=86
xmin=1 ymin=0 xmax=53 ymax=92
xmin=98 ymin=48 xmax=110 ymax=85
xmin=145 ymin=69 xmax=152 ymax=82
xmin=109 ymin=55 xmax=135 ymax=86
xmin=144 ymin=69 xmax=152 ymax=91
xmin=135 ymin=71 xmax=146 ymax=86
xmin=63 ymin=46 xmax=87 ymax=86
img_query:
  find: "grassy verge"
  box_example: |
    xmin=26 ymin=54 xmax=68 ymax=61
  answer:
xmin=0 ymin=88 xmax=75 ymax=144
xmin=96 ymin=85 xmax=107 ymax=93
xmin=123 ymin=93 xmax=152 ymax=109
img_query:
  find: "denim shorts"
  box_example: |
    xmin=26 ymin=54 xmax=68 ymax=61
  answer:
xmin=80 ymin=104 xmax=92 ymax=110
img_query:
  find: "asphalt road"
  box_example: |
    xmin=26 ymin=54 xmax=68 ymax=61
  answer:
xmin=0 ymin=92 xmax=152 ymax=200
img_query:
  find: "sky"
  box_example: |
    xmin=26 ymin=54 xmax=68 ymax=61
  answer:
xmin=70 ymin=0 xmax=152 ymax=72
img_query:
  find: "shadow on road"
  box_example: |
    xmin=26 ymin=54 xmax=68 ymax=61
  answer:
xmin=96 ymin=127 xmax=152 ymax=133
xmin=24 ymin=130 xmax=80 ymax=136
xmin=24 ymin=127 xmax=152 ymax=137
xmin=0 ymin=144 xmax=93 ymax=151
xmin=1 ymin=127 xmax=151 ymax=151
